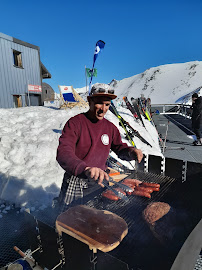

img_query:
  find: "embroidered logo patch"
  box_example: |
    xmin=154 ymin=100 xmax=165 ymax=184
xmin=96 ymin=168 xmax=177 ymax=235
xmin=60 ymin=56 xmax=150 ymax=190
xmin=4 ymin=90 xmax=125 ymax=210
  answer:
xmin=101 ymin=134 xmax=109 ymax=145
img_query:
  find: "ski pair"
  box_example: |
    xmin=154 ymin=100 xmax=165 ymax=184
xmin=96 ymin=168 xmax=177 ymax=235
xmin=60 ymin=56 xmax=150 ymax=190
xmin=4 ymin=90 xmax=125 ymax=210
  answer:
xmin=110 ymin=101 xmax=152 ymax=147
xmin=138 ymin=97 xmax=151 ymax=122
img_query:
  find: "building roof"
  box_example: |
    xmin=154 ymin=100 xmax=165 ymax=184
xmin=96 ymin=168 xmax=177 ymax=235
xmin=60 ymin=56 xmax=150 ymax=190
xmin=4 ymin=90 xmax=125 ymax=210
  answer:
xmin=41 ymin=62 xmax=51 ymax=79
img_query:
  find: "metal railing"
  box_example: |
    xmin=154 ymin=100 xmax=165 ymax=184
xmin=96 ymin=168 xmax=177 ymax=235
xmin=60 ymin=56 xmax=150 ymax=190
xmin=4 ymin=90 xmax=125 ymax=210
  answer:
xmin=151 ymin=104 xmax=192 ymax=118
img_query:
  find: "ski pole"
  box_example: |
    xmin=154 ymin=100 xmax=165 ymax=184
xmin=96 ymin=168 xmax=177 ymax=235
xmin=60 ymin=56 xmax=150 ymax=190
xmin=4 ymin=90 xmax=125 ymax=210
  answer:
xmin=162 ymin=120 xmax=169 ymax=153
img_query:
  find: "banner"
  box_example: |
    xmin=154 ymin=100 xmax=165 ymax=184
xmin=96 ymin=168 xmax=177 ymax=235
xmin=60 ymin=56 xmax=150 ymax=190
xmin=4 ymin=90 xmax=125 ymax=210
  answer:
xmin=93 ymin=40 xmax=105 ymax=64
xmin=86 ymin=68 xmax=97 ymax=78
xmin=28 ymin=84 xmax=42 ymax=92
xmin=89 ymin=40 xmax=105 ymax=94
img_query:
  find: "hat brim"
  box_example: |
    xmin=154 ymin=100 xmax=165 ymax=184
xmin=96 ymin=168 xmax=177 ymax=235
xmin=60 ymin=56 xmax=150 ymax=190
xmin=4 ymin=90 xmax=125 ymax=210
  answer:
xmin=89 ymin=93 xmax=117 ymax=100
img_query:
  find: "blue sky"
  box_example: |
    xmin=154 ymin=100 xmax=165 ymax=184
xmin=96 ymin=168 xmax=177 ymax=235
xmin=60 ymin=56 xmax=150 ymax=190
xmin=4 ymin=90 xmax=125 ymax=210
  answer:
xmin=1 ymin=0 xmax=202 ymax=92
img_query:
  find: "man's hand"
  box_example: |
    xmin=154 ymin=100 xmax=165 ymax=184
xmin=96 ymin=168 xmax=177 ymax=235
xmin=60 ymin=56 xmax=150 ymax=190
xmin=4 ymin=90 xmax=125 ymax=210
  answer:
xmin=130 ymin=148 xmax=143 ymax=163
xmin=84 ymin=167 xmax=109 ymax=187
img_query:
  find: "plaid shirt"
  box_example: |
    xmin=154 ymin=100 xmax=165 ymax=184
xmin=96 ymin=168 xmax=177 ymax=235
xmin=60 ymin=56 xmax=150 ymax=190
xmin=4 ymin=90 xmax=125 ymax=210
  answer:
xmin=59 ymin=174 xmax=88 ymax=211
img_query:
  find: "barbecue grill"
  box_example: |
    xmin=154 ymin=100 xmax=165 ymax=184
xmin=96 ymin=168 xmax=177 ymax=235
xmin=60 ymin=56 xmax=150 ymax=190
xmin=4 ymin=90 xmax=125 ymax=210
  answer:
xmin=2 ymin=154 xmax=202 ymax=270
xmin=24 ymin=154 xmax=202 ymax=270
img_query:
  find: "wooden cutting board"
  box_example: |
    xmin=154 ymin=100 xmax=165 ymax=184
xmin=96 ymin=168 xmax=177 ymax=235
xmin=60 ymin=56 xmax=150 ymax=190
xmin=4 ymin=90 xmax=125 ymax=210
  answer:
xmin=56 ymin=205 xmax=128 ymax=252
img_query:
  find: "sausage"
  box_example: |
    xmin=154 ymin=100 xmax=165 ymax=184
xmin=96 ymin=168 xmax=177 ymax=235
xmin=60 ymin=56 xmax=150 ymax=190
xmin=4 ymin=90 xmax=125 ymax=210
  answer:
xmin=150 ymin=187 xmax=160 ymax=192
xmin=102 ymin=188 xmax=126 ymax=201
xmin=102 ymin=190 xmax=119 ymax=201
xmin=122 ymin=179 xmax=142 ymax=187
xmin=135 ymin=186 xmax=153 ymax=193
xmin=122 ymin=180 xmax=135 ymax=187
xmin=141 ymin=182 xmax=160 ymax=188
xmin=132 ymin=190 xmax=151 ymax=198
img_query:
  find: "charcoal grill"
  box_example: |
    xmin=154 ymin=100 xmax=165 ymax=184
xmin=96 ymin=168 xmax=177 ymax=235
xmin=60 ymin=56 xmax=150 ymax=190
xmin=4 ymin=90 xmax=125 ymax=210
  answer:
xmin=24 ymin=167 xmax=202 ymax=270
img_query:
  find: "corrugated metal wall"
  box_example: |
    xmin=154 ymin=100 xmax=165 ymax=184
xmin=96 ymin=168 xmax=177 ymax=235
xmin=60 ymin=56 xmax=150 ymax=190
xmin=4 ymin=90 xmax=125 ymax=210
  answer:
xmin=0 ymin=33 xmax=42 ymax=108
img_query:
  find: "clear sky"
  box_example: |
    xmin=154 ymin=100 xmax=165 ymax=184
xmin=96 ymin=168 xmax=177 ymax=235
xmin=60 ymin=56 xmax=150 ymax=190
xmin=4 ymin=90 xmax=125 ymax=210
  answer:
xmin=1 ymin=0 xmax=202 ymax=92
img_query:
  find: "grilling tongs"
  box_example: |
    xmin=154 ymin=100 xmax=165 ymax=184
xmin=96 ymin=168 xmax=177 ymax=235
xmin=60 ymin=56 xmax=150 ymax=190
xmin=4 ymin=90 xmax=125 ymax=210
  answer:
xmin=102 ymin=177 xmax=132 ymax=201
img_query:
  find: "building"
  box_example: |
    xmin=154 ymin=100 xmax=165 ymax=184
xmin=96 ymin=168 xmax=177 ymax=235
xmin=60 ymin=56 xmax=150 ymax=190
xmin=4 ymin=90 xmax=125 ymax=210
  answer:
xmin=42 ymin=82 xmax=55 ymax=102
xmin=0 ymin=32 xmax=51 ymax=108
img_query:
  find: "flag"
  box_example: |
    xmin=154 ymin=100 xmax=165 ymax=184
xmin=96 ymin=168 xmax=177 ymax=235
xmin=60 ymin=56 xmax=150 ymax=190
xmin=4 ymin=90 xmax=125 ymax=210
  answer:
xmin=93 ymin=40 xmax=105 ymax=64
xmin=86 ymin=68 xmax=97 ymax=78
xmin=89 ymin=40 xmax=105 ymax=94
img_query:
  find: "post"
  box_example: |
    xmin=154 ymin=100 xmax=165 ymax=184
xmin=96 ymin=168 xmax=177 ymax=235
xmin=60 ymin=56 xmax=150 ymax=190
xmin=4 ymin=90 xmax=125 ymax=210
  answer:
xmin=27 ymin=82 xmax=31 ymax=106
xmin=85 ymin=66 xmax=88 ymax=94
xmin=162 ymin=120 xmax=169 ymax=153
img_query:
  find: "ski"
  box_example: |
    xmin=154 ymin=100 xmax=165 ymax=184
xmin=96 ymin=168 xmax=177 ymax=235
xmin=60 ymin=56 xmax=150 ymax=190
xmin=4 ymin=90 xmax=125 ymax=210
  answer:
xmin=110 ymin=101 xmax=152 ymax=147
xmin=125 ymin=97 xmax=146 ymax=128
xmin=110 ymin=101 xmax=136 ymax=147
xmin=123 ymin=96 xmax=139 ymax=120
xmin=138 ymin=97 xmax=164 ymax=148
xmin=129 ymin=97 xmax=162 ymax=149
xmin=138 ymin=97 xmax=151 ymax=121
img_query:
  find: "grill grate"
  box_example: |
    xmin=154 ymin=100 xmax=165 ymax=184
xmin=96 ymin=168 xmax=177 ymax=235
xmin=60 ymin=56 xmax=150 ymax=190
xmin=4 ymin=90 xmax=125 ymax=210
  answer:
xmin=84 ymin=171 xmax=202 ymax=270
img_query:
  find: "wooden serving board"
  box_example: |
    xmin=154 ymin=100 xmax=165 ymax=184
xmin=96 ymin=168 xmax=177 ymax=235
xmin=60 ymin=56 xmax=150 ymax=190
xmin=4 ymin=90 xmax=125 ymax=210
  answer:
xmin=56 ymin=205 xmax=128 ymax=252
xmin=107 ymin=167 xmax=128 ymax=186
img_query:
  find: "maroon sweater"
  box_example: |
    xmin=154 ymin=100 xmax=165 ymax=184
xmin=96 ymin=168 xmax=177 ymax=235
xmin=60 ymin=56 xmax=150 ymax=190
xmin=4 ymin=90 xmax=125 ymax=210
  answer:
xmin=56 ymin=113 xmax=132 ymax=177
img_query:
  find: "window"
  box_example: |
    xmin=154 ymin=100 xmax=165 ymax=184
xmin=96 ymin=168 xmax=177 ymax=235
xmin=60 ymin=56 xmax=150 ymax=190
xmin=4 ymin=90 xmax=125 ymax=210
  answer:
xmin=13 ymin=50 xmax=23 ymax=68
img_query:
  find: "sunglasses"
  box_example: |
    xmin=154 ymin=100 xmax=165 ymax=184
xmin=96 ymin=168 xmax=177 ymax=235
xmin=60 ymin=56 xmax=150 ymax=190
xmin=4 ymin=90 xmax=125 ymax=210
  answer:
xmin=92 ymin=88 xmax=115 ymax=95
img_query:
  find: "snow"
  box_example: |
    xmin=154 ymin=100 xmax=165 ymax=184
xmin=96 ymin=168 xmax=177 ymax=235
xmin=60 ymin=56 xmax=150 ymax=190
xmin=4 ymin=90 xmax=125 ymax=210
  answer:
xmin=0 ymin=60 xmax=201 ymax=214
xmin=0 ymin=104 xmax=161 ymax=212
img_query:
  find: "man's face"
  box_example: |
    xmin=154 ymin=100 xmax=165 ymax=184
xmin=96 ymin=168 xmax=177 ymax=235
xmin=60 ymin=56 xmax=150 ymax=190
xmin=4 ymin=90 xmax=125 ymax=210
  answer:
xmin=88 ymin=96 xmax=111 ymax=121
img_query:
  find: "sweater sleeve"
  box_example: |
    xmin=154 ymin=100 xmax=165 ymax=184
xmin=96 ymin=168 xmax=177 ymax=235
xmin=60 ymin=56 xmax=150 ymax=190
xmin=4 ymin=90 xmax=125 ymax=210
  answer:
xmin=56 ymin=118 xmax=87 ymax=176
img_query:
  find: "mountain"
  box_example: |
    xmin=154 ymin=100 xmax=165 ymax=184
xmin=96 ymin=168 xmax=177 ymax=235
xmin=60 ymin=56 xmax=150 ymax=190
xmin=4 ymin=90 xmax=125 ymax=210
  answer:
xmin=109 ymin=61 xmax=202 ymax=104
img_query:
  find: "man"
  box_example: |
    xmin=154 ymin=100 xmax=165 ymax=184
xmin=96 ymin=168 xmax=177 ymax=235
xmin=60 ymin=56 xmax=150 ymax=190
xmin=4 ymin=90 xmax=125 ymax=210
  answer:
xmin=191 ymin=93 xmax=202 ymax=146
xmin=56 ymin=83 xmax=143 ymax=209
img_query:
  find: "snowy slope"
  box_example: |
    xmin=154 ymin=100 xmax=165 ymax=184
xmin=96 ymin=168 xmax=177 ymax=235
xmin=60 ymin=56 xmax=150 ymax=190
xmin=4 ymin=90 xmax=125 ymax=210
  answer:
xmin=109 ymin=61 xmax=202 ymax=104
